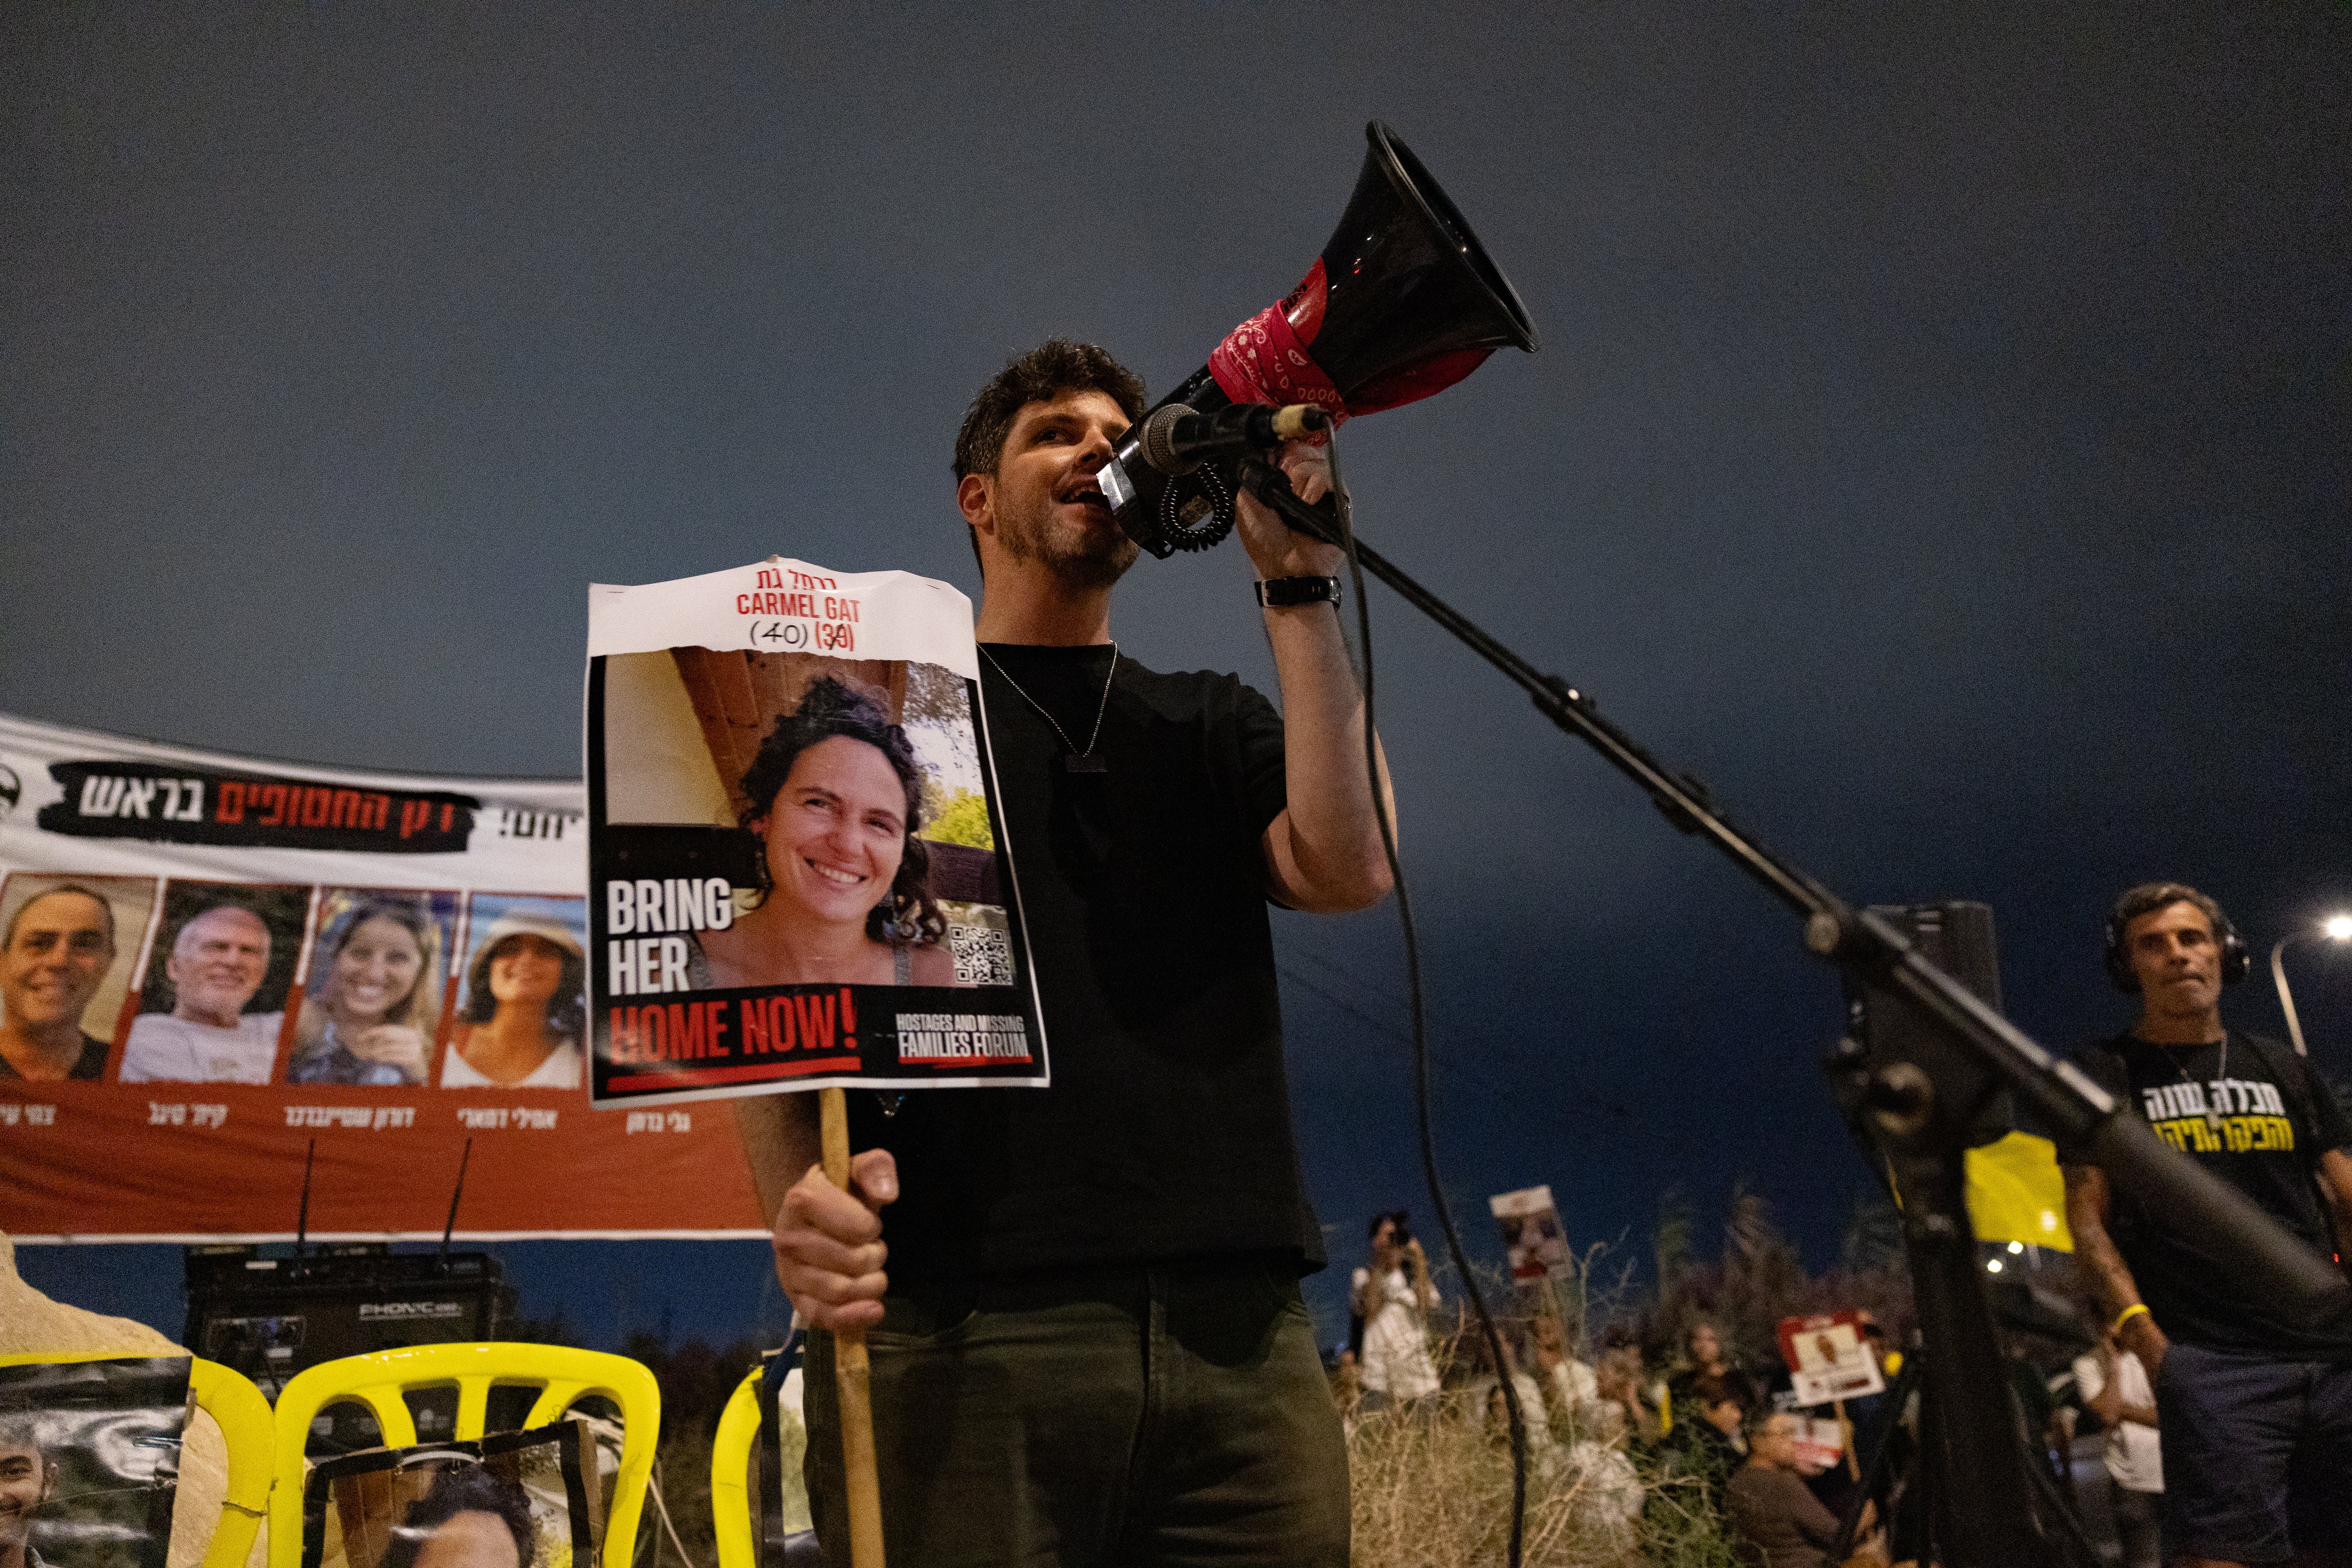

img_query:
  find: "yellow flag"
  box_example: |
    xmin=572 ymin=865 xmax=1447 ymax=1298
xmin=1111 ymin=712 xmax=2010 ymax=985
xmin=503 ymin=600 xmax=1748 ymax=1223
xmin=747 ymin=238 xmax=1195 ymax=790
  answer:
xmin=1964 ymin=1130 xmax=2073 ymax=1250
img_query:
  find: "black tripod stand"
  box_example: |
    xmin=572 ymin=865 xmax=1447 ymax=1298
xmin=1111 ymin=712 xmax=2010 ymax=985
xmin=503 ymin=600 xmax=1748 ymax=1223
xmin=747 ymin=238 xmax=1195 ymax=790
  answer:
xmin=1239 ymin=460 xmax=2352 ymax=1566
xmin=1813 ymin=1172 xmax=2104 ymax=1565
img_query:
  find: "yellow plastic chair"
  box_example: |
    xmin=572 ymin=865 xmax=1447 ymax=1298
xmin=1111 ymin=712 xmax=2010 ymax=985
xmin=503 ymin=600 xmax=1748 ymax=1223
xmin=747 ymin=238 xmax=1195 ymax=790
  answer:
xmin=710 ymin=1367 xmax=764 ymax=1568
xmin=266 ymin=1343 xmax=660 ymax=1568
xmin=0 ymin=1351 xmax=273 ymax=1568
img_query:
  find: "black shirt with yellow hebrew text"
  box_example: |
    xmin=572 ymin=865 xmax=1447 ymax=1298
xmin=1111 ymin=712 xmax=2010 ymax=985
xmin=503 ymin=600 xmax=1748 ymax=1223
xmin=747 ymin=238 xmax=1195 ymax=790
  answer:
xmin=2074 ymin=1030 xmax=2352 ymax=1359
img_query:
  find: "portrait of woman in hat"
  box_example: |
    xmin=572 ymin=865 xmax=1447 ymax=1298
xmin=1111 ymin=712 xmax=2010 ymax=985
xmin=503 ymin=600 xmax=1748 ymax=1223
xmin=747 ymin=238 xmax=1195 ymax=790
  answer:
xmin=440 ymin=908 xmax=588 ymax=1088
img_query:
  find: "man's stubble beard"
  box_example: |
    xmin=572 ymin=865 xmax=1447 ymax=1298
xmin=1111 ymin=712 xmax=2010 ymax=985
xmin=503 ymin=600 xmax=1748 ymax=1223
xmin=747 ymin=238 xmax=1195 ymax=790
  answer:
xmin=996 ymin=490 xmax=1139 ymax=592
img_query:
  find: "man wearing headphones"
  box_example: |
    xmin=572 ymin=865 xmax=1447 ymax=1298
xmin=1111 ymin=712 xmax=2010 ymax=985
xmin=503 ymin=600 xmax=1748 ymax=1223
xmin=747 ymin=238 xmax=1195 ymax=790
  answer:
xmin=2063 ymin=882 xmax=2352 ymax=1568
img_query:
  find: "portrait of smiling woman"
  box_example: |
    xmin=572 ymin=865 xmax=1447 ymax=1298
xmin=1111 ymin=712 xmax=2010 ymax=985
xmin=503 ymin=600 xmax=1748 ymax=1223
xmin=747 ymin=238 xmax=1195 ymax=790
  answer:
xmin=442 ymin=910 xmax=588 ymax=1088
xmin=694 ymin=676 xmax=965 ymax=989
xmin=287 ymin=896 xmax=443 ymax=1086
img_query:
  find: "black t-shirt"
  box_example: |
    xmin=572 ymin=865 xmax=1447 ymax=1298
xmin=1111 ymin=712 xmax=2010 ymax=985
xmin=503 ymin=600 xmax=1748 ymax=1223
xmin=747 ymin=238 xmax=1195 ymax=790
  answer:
xmin=2071 ymin=1029 xmax=2352 ymax=1357
xmin=843 ymin=644 xmax=1325 ymax=1281
xmin=0 ymin=1032 xmax=109 ymax=1080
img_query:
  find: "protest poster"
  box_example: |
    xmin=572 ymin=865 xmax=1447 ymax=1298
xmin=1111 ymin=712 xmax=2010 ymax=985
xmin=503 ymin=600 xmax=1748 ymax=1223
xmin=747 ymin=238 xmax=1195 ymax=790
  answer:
xmin=0 ymin=711 xmax=765 ymax=1241
xmin=301 ymin=1422 xmax=601 ymax=1568
xmin=0 ymin=1356 xmax=189 ymax=1568
xmin=1487 ymin=1185 xmax=1570 ymax=1281
xmin=583 ymin=557 xmax=1049 ymax=1106
xmin=1775 ymin=1310 xmax=1887 ymax=1407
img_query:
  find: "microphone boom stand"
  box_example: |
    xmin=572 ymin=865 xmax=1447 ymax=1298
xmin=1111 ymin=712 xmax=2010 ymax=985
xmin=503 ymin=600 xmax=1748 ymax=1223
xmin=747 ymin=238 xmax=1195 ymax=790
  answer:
xmin=1237 ymin=462 xmax=2352 ymax=1565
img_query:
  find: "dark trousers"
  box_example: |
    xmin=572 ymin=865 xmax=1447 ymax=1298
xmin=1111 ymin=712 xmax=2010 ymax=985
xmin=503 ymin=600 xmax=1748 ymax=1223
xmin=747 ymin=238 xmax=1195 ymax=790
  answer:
xmin=2157 ymin=1340 xmax=2352 ymax=1565
xmin=802 ymin=1256 xmax=1351 ymax=1568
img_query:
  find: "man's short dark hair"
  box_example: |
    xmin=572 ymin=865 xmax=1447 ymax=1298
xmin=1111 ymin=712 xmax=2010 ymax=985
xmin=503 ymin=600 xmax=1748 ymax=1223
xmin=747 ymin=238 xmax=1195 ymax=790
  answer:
xmin=952 ymin=339 xmax=1146 ymax=483
xmin=377 ymin=1463 xmax=537 ymax=1568
xmin=3 ymin=884 xmax=118 ymax=952
xmin=1689 ymin=1371 xmax=1739 ymax=1409
xmin=2111 ymin=881 xmax=2228 ymax=937
xmin=951 ymin=340 xmax=1146 ymax=579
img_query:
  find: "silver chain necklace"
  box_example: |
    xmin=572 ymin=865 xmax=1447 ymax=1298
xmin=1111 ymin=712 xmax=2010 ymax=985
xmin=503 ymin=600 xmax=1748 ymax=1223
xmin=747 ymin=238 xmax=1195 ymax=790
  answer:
xmin=980 ymin=642 xmax=1119 ymax=774
xmin=2154 ymin=1034 xmax=2229 ymax=1134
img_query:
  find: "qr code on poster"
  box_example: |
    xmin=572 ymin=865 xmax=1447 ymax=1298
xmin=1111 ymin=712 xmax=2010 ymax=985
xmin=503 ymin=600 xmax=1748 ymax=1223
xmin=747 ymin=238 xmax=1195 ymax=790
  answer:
xmin=947 ymin=922 xmax=1013 ymax=986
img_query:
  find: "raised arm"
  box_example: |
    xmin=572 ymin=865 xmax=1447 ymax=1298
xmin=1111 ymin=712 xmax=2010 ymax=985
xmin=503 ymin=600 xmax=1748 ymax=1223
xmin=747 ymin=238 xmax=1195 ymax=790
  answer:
xmin=2065 ymin=1162 xmax=2168 ymax=1377
xmin=1238 ymin=444 xmax=1397 ymax=914
xmin=1404 ymin=1237 xmax=1437 ymax=1311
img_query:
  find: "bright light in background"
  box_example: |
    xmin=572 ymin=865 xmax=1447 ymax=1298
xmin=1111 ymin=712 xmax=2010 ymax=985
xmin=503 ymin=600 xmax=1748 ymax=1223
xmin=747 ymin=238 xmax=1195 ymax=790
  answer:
xmin=1986 ymin=1259 xmax=2004 ymax=1273
xmin=2007 ymin=1241 xmax=2024 ymax=1254
xmin=2273 ymin=918 xmax=2352 ymax=1057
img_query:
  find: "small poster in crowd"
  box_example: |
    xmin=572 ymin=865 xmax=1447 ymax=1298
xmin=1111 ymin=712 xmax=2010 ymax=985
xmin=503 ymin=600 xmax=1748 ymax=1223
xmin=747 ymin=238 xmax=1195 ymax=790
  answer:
xmin=1776 ymin=1310 xmax=1886 ymax=1406
xmin=301 ymin=1421 xmax=601 ymax=1568
xmin=1488 ymin=1185 xmax=1571 ymax=1280
xmin=584 ymin=558 xmax=1049 ymax=1106
xmin=0 ymin=1356 xmax=190 ymax=1568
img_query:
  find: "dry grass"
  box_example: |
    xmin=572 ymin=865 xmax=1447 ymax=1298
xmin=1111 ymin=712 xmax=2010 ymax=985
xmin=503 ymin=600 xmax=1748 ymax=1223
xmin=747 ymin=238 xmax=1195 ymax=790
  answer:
xmin=1345 ymin=1392 xmax=1744 ymax=1568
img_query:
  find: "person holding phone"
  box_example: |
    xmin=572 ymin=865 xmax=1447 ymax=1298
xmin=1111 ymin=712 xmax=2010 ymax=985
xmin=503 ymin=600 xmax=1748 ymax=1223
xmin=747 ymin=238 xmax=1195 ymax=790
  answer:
xmin=1352 ymin=1209 xmax=1440 ymax=1411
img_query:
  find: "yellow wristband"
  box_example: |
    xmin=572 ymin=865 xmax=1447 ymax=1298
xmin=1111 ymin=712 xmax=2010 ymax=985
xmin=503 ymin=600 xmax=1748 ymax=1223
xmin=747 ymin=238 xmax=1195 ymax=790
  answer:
xmin=2112 ymin=1302 xmax=2151 ymax=1335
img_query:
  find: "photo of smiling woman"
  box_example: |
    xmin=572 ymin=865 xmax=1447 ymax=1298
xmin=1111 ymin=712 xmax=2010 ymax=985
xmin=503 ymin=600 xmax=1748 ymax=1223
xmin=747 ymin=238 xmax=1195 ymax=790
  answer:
xmin=287 ymin=893 xmax=452 ymax=1086
xmin=694 ymin=676 xmax=967 ymax=990
xmin=442 ymin=906 xmax=588 ymax=1089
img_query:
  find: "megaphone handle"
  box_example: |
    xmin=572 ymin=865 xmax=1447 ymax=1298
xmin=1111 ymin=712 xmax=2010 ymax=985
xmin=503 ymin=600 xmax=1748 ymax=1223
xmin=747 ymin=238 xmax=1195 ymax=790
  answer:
xmin=1235 ymin=459 xmax=1344 ymax=549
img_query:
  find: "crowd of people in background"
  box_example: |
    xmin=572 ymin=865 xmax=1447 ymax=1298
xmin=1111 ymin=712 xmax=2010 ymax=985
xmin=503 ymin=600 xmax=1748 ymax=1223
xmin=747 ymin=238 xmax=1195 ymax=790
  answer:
xmin=1317 ymin=880 xmax=2352 ymax=1568
xmin=1324 ymin=1210 xmax=2196 ymax=1568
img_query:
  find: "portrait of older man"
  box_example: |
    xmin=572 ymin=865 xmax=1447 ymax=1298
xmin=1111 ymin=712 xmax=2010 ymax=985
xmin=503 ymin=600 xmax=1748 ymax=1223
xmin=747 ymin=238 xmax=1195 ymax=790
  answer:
xmin=119 ymin=902 xmax=284 ymax=1084
xmin=0 ymin=886 xmax=117 ymax=1082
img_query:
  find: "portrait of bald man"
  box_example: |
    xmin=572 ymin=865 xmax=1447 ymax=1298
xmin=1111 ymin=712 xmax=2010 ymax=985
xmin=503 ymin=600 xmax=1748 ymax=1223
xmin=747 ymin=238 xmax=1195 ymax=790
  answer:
xmin=119 ymin=902 xmax=285 ymax=1083
xmin=0 ymin=885 xmax=118 ymax=1082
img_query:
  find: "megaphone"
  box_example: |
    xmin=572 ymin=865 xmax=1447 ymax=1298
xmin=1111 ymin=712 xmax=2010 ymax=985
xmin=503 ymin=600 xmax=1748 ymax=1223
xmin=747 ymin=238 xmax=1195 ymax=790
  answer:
xmin=1102 ymin=120 xmax=1539 ymax=559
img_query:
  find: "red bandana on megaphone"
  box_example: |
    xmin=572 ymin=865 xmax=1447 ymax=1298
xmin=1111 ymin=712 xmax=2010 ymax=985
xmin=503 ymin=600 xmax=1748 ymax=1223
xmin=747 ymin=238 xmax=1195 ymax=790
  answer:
xmin=1207 ymin=258 xmax=1500 ymax=431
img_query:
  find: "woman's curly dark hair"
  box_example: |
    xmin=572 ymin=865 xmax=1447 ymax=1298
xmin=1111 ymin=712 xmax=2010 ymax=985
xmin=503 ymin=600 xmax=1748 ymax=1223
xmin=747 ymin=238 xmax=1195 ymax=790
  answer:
xmin=463 ymin=932 xmax=588 ymax=1042
xmin=377 ymin=1463 xmax=536 ymax=1568
xmin=738 ymin=675 xmax=945 ymax=947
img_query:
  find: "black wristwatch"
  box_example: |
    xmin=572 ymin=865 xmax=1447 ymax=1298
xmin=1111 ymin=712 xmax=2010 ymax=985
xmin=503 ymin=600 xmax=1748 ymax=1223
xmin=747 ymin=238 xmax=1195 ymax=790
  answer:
xmin=1254 ymin=575 xmax=1343 ymax=609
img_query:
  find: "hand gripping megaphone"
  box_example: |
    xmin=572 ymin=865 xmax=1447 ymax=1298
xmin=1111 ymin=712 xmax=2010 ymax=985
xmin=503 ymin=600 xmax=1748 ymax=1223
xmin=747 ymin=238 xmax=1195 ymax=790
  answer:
xmin=1101 ymin=121 xmax=1539 ymax=558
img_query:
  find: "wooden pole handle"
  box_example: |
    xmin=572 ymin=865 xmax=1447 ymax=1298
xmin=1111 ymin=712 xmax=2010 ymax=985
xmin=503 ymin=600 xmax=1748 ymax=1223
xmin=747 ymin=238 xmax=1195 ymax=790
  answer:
xmin=819 ymin=1086 xmax=886 ymax=1568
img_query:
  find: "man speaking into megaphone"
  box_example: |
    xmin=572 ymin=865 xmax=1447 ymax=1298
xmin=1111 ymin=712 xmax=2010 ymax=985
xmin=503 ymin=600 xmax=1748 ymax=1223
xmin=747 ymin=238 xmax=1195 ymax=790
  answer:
xmin=733 ymin=122 xmax=1534 ymax=1564
xmin=735 ymin=336 xmax=1392 ymax=1566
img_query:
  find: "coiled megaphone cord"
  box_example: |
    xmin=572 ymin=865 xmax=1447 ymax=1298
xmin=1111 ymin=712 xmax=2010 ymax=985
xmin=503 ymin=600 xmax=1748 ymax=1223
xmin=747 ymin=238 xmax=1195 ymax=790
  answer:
xmin=1321 ymin=431 xmax=1528 ymax=1568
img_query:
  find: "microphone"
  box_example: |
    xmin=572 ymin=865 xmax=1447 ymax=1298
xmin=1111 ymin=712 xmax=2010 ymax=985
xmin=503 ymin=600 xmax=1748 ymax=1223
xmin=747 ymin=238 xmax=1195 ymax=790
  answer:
xmin=1128 ymin=401 xmax=1330 ymax=477
xmin=1098 ymin=402 xmax=1330 ymax=532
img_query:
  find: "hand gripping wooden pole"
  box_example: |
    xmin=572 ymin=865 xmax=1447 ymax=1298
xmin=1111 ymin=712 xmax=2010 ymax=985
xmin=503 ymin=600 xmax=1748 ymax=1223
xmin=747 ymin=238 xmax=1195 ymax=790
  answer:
xmin=820 ymin=1086 xmax=886 ymax=1568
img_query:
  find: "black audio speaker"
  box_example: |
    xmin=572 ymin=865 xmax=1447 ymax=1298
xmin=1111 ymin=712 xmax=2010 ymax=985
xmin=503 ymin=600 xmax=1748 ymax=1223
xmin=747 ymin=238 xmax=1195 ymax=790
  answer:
xmin=1844 ymin=901 xmax=2014 ymax=1148
xmin=184 ymin=1246 xmax=515 ymax=1451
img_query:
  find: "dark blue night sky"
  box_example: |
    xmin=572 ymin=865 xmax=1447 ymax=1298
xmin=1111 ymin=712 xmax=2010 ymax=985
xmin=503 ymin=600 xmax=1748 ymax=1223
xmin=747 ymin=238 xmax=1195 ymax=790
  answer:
xmin=5 ymin=4 xmax=2348 ymax=1347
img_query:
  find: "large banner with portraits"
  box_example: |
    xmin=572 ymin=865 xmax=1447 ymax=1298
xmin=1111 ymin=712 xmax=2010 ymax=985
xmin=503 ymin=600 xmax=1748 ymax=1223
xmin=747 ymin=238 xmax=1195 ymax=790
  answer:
xmin=0 ymin=712 xmax=766 ymax=1242
xmin=586 ymin=557 xmax=1049 ymax=1107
